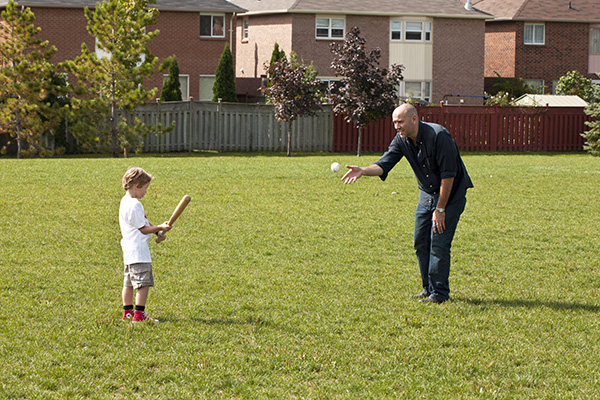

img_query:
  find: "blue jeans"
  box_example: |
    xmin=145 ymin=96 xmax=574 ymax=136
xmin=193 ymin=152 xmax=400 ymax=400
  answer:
xmin=413 ymin=195 xmax=466 ymax=301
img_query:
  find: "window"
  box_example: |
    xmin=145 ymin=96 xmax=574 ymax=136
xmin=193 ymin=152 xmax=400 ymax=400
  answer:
xmin=316 ymin=17 xmax=345 ymax=39
xmin=391 ymin=20 xmax=432 ymax=42
xmin=403 ymin=81 xmax=431 ymax=102
xmin=591 ymin=28 xmax=600 ymax=53
xmin=524 ymin=79 xmax=544 ymax=94
xmin=317 ymin=78 xmax=342 ymax=96
xmin=95 ymin=38 xmax=111 ymax=60
xmin=199 ymin=75 xmax=216 ymax=101
xmin=243 ymin=19 xmax=249 ymax=41
xmin=200 ymin=14 xmax=224 ymax=38
xmin=391 ymin=20 xmax=402 ymax=41
xmin=524 ymin=23 xmax=544 ymax=45
xmin=405 ymin=22 xmax=423 ymax=41
xmin=162 ymin=75 xmax=190 ymax=100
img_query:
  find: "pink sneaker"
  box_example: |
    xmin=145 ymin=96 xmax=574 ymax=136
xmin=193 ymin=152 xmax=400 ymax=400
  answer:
xmin=122 ymin=310 xmax=134 ymax=321
xmin=132 ymin=310 xmax=158 ymax=323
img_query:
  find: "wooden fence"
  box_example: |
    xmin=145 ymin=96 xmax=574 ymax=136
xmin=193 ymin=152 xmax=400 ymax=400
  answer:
xmin=134 ymin=101 xmax=333 ymax=153
xmin=332 ymin=105 xmax=592 ymax=152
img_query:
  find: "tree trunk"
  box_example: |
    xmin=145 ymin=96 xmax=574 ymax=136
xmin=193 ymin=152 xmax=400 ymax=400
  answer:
xmin=16 ymin=136 xmax=22 ymax=159
xmin=357 ymin=126 xmax=362 ymax=157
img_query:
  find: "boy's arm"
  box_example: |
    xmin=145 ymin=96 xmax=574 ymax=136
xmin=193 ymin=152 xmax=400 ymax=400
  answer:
xmin=139 ymin=222 xmax=172 ymax=235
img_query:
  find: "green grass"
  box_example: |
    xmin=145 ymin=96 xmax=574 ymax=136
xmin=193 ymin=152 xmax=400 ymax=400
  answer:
xmin=1 ymin=152 xmax=600 ymax=399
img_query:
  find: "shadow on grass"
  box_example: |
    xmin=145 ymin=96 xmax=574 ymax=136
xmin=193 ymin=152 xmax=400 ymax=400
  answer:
xmin=455 ymin=297 xmax=600 ymax=312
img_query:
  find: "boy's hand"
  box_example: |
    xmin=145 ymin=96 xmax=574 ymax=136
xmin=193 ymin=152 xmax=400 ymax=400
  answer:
xmin=156 ymin=232 xmax=167 ymax=243
xmin=158 ymin=222 xmax=172 ymax=232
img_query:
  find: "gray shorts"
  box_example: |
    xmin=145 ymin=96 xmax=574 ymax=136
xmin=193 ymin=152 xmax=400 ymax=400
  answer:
xmin=123 ymin=263 xmax=154 ymax=289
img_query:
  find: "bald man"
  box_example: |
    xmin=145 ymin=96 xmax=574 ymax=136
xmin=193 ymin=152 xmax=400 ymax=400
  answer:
xmin=343 ymin=104 xmax=473 ymax=303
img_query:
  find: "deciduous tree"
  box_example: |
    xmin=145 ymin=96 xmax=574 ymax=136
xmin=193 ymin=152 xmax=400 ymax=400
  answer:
xmin=262 ymin=55 xmax=322 ymax=157
xmin=556 ymin=70 xmax=599 ymax=103
xmin=330 ymin=27 xmax=404 ymax=156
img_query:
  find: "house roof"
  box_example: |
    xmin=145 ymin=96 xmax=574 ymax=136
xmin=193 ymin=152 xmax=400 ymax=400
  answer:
xmin=472 ymin=0 xmax=600 ymax=22
xmin=0 ymin=0 xmax=245 ymax=13
xmin=514 ymin=94 xmax=588 ymax=107
xmin=231 ymin=0 xmax=490 ymax=19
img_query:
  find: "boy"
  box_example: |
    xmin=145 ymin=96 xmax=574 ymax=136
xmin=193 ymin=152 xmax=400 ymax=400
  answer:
xmin=119 ymin=167 xmax=171 ymax=322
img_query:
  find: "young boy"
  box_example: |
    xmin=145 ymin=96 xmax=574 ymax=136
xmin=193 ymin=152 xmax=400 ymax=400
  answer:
xmin=119 ymin=167 xmax=171 ymax=322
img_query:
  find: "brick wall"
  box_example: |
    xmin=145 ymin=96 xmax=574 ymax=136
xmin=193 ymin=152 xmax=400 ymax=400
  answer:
xmin=236 ymin=13 xmax=391 ymax=100
xmin=515 ymin=21 xmax=594 ymax=82
xmin=31 ymin=7 xmax=235 ymax=101
xmin=485 ymin=21 xmax=595 ymax=93
xmin=149 ymin=11 xmax=235 ymax=100
xmin=432 ymin=18 xmax=486 ymax=104
xmin=484 ymin=21 xmax=516 ymax=78
xmin=236 ymin=14 xmax=293 ymax=79
xmin=291 ymin=14 xmax=390 ymax=78
xmin=31 ymin=7 xmax=93 ymax=63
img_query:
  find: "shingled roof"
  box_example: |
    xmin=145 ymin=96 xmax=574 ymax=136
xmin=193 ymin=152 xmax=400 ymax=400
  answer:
xmin=0 ymin=0 xmax=245 ymax=13
xmin=231 ymin=0 xmax=489 ymax=19
xmin=472 ymin=0 xmax=600 ymax=22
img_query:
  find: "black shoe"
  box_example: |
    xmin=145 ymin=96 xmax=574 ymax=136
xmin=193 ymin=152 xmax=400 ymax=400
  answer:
xmin=410 ymin=291 xmax=430 ymax=299
xmin=419 ymin=295 xmax=447 ymax=304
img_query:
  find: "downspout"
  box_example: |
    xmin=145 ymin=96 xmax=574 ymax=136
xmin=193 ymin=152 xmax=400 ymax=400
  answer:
xmin=230 ymin=12 xmax=237 ymax=49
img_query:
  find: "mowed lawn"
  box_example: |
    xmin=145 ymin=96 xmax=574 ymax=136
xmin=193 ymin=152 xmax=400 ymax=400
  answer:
xmin=1 ymin=152 xmax=600 ymax=399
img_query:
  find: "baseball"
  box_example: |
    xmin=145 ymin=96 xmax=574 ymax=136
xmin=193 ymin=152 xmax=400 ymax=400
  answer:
xmin=331 ymin=162 xmax=341 ymax=173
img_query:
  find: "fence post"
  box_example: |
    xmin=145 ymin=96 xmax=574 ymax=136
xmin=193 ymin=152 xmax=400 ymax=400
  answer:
xmin=489 ymin=106 xmax=498 ymax=151
xmin=188 ymin=97 xmax=194 ymax=152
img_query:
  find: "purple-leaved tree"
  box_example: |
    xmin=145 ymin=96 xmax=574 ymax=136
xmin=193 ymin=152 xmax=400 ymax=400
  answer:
xmin=262 ymin=56 xmax=322 ymax=157
xmin=330 ymin=27 xmax=404 ymax=156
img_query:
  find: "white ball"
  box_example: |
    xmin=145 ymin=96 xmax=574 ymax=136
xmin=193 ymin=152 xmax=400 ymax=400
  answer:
xmin=331 ymin=162 xmax=341 ymax=173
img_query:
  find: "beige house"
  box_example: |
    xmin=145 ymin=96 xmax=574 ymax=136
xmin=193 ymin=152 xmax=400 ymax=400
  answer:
xmin=231 ymin=0 xmax=490 ymax=104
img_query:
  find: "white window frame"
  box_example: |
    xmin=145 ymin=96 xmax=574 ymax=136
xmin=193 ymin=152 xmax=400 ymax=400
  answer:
xmin=425 ymin=22 xmax=432 ymax=41
xmin=402 ymin=81 xmax=431 ymax=102
xmin=591 ymin=28 xmax=600 ymax=53
xmin=390 ymin=20 xmax=402 ymax=41
xmin=391 ymin=20 xmax=432 ymax=42
xmin=162 ymin=74 xmax=190 ymax=100
xmin=316 ymin=17 xmax=345 ymax=40
xmin=524 ymin=79 xmax=544 ymax=94
xmin=524 ymin=23 xmax=545 ymax=45
xmin=199 ymin=74 xmax=216 ymax=101
xmin=242 ymin=19 xmax=249 ymax=41
xmin=200 ymin=14 xmax=225 ymax=38
xmin=405 ymin=21 xmax=424 ymax=41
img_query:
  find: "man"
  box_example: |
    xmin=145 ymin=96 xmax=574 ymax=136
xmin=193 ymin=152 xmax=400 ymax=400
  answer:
xmin=342 ymin=103 xmax=473 ymax=303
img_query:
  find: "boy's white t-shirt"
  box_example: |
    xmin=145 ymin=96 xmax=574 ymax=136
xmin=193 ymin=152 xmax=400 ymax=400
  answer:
xmin=119 ymin=193 xmax=152 ymax=265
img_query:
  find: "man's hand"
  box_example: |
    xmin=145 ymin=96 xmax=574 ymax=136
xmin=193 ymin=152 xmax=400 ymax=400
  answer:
xmin=432 ymin=209 xmax=446 ymax=234
xmin=342 ymin=165 xmax=364 ymax=184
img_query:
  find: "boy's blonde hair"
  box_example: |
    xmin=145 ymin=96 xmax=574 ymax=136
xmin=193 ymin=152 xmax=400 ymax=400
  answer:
xmin=122 ymin=167 xmax=153 ymax=190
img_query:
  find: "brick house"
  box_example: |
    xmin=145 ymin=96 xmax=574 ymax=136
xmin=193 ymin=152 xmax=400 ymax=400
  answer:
xmin=0 ymin=0 xmax=245 ymax=101
xmin=472 ymin=0 xmax=600 ymax=94
xmin=230 ymin=0 xmax=490 ymax=104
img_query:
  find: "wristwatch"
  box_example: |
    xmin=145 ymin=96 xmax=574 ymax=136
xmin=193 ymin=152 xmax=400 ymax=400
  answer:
xmin=435 ymin=207 xmax=445 ymax=213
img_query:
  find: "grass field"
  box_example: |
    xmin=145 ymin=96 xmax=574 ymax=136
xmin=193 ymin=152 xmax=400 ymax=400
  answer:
xmin=1 ymin=152 xmax=600 ymax=399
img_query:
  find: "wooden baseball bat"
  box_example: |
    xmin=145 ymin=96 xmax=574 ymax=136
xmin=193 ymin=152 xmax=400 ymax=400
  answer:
xmin=157 ymin=195 xmax=191 ymax=241
xmin=167 ymin=195 xmax=191 ymax=226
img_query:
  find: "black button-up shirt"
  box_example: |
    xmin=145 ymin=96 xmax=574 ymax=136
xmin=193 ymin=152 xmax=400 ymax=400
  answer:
xmin=374 ymin=121 xmax=473 ymax=207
